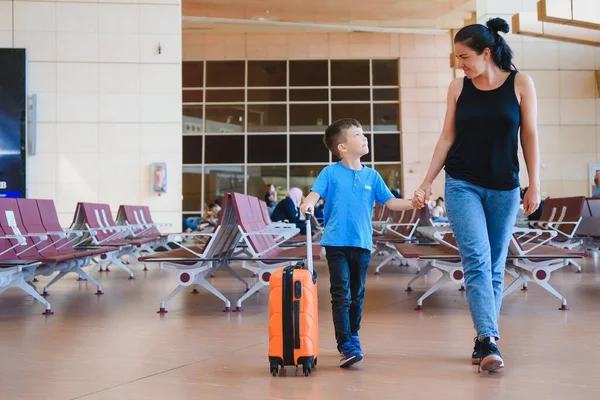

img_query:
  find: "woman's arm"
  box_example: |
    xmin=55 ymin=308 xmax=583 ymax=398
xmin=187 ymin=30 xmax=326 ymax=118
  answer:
xmin=517 ymin=72 xmax=541 ymax=216
xmin=413 ymin=77 xmax=462 ymax=207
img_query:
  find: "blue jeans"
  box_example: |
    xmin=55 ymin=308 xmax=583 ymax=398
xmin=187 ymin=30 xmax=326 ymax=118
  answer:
xmin=324 ymin=246 xmax=371 ymax=348
xmin=445 ymin=174 xmax=520 ymax=340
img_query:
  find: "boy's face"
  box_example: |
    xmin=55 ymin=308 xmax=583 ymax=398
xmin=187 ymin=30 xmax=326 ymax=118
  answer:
xmin=338 ymin=126 xmax=368 ymax=158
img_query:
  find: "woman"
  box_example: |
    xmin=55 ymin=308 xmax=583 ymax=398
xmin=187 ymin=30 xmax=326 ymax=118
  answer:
xmin=270 ymin=187 xmax=307 ymax=235
xmin=412 ymin=17 xmax=541 ymax=372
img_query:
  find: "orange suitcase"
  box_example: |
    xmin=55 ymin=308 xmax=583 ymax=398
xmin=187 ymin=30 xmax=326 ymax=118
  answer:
xmin=268 ymin=215 xmax=318 ymax=376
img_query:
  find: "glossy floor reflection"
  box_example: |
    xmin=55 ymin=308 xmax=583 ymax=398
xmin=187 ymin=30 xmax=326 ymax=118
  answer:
xmin=2 ymin=255 xmax=600 ymax=399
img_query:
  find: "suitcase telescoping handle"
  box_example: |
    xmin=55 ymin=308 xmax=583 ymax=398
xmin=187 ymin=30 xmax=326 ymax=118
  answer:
xmin=305 ymin=212 xmax=313 ymax=274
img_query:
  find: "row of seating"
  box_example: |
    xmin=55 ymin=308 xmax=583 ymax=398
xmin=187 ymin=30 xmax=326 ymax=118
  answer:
xmin=3 ymin=193 xmax=596 ymax=315
xmin=69 ymin=202 xmax=169 ymax=277
xmin=139 ymin=192 xmax=591 ymax=313
xmin=0 ymin=199 xmax=170 ymax=314
xmin=141 ymin=192 xmax=320 ymax=313
xmin=370 ymin=196 xmax=592 ymax=309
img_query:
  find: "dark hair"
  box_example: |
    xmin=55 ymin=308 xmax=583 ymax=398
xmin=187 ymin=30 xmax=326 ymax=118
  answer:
xmin=454 ymin=17 xmax=514 ymax=71
xmin=323 ymin=118 xmax=362 ymax=158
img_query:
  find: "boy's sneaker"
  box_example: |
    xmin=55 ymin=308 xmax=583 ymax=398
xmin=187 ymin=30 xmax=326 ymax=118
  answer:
xmin=477 ymin=337 xmax=504 ymax=372
xmin=338 ymin=341 xmax=363 ymax=368
xmin=351 ymin=334 xmax=363 ymax=357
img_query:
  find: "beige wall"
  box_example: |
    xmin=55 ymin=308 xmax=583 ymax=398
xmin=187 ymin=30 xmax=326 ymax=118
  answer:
xmin=0 ymin=0 xmax=182 ymax=228
xmin=478 ymin=0 xmax=600 ymax=198
xmin=183 ymin=31 xmax=454 ymax=199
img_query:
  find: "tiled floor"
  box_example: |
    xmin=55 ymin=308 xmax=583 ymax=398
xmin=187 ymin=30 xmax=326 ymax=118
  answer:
xmin=1 ymin=255 xmax=600 ymax=399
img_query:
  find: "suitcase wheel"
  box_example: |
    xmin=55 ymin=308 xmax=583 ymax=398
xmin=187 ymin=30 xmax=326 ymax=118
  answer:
xmin=270 ymin=361 xmax=279 ymax=377
xmin=302 ymin=364 xmax=312 ymax=376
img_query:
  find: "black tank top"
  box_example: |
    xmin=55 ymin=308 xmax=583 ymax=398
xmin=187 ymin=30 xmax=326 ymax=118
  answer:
xmin=445 ymin=70 xmax=521 ymax=191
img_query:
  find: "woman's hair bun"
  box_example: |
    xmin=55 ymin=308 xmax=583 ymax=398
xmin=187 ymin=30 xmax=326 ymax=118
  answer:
xmin=486 ymin=17 xmax=510 ymax=34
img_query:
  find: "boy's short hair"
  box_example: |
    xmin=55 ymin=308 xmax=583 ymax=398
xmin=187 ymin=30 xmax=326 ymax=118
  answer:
xmin=323 ymin=118 xmax=362 ymax=158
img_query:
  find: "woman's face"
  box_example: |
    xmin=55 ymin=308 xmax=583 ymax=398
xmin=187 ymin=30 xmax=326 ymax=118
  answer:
xmin=454 ymin=42 xmax=490 ymax=79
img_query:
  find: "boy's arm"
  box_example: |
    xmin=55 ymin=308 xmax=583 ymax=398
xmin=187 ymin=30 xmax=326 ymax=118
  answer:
xmin=301 ymin=168 xmax=328 ymax=215
xmin=385 ymin=198 xmax=418 ymax=211
xmin=300 ymin=192 xmax=320 ymax=214
xmin=374 ymin=171 xmax=417 ymax=211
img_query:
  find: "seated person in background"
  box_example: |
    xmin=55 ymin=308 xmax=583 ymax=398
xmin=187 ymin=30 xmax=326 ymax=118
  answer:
xmin=594 ymin=171 xmax=600 ymax=197
xmin=314 ymin=198 xmax=325 ymax=221
xmin=271 ymin=187 xmax=308 ymax=235
xmin=184 ymin=216 xmax=202 ymax=233
xmin=213 ymin=199 xmax=222 ymax=215
xmin=203 ymin=203 xmax=218 ymax=227
xmin=264 ymin=184 xmax=277 ymax=215
xmin=431 ymin=196 xmax=448 ymax=223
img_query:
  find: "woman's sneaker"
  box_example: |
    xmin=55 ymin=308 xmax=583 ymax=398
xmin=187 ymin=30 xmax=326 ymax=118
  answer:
xmin=338 ymin=341 xmax=363 ymax=368
xmin=471 ymin=337 xmax=482 ymax=365
xmin=477 ymin=338 xmax=504 ymax=372
xmin=351 ymin=334 xmax=363 ymax=357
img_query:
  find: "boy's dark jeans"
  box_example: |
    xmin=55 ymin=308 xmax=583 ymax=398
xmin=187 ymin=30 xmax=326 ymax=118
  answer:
xmin=324 ymin=246 xmax=371 ymax=349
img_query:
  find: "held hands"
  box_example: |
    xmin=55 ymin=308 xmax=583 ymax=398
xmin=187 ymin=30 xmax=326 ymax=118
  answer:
xmin=412 ymin=183 xmax=433 ymax=209
xmin=523 ymin=186 xmax=541 ymax=216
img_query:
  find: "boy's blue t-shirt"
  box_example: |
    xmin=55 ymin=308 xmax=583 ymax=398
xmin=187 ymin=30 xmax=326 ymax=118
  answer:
xmin=311 ymin=162 xmax=395 ymax=251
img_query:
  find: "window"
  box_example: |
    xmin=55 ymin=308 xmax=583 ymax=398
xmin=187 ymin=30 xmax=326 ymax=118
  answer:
xmin=372 ymin=59 xmax=399 ymax=86
xmin=182 ymin=90 xmax=203 ymax=103
xmin=182 ymin=166 xmax=203 ymax=212
xmin=182 ymin=59 xmax=403 ymax=212
xmin=248 ymin=135 xmax=286 ymax=163
xmin=331 ymin=60 xmax=370 ymax=86
xmin=183 ymin=105 xmax=203 ymax=133
xmin=203 ymin=166 xmax=245 ymax=208
xmin=373 ymin=134 xmax=400 ymax=162
xmin=247 ymin=104 xmax=286 ymax=132
xmin=290 ymin=135 xmax=329 ymax=163
xmin=290 ymin=104 xmax=328 ymax=132
xmin=205 ymin=105 xmax=244 ymax=133
xmin=206 ymin=61 xmax=245 ymax=87
xmin=183 ymin=136 xmax=203 ymax=164
xmin=182 ymin=62 xmax=203 ymax=88
xmin=205 ymin=90 xmax=244 ymax=103
xmin=248 ymin=89 xmax=286 ymax=102
xmin=331 ymin=104 xmax=371 ymax=128
xmin=248 ymin=61 xmax=286 ymax=87
xmin=373 ymin=88 xmax=399 ymax=101
xmin=290 ymin=89 xmax=328 ymax=102
xmin=247 ymin=166 xmax=287 ymax=199
xmin=373 ymin=103 xmax=400 ymax=132
xmin=374 ymin=164 xmax=402 ymax=192
xmin=204 ymin=135 xmax=244 ymax=164
xmin=290 ymin=165 xmax=327 ymax=196
xmin=289 ymin=60 xmax=328 ymax=86
xmin=332 ymin=89 xmax=370 ymax=101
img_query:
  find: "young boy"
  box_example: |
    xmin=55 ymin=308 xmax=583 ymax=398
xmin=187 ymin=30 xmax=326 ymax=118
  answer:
xmin=301 ymin=118 xmax=417 ymax=368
